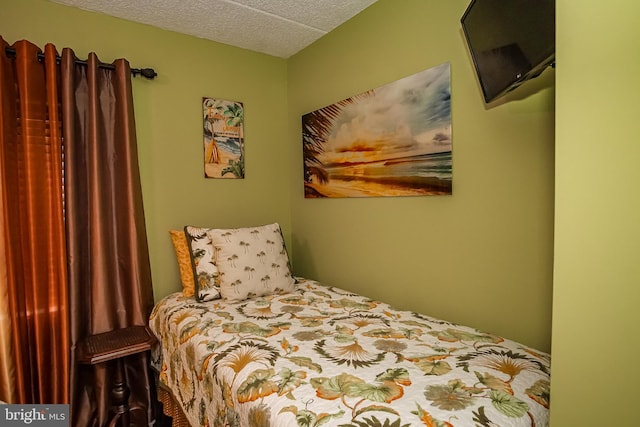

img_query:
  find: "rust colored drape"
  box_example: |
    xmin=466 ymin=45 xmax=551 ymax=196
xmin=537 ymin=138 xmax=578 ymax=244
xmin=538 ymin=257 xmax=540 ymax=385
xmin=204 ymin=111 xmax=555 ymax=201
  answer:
xmin=0 ymin=38 xmax=69 ymax=404
xmin=61 ymin=51 xmax=155 ymax=426
xmin=0 ymin=37 xmax=155 ymax=425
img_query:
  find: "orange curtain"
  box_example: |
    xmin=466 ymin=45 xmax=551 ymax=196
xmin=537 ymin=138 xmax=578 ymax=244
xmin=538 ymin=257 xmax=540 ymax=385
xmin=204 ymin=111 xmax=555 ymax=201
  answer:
xmin=0 ymin=38 xmax=69 ymax=404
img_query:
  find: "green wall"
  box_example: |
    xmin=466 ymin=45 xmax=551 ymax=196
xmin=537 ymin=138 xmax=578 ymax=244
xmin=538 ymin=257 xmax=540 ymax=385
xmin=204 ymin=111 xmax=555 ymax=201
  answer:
xmin=2 ymin=0 xmax=554 ymax=351
xmin=551 ymin=1 xmax=640 ymax=425
xmin=8 ymin=0 xmax=640 ymax=423
xmin=288 ymin=0 xmax=555 ymax=351
xmin=1 ymin=0 xmax=292 ymax=300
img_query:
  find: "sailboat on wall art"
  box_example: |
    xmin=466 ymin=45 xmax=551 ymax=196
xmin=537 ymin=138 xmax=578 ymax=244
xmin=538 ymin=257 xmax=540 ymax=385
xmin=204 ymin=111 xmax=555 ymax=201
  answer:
xmin=302 ymin=62 xmax=452 ymax=198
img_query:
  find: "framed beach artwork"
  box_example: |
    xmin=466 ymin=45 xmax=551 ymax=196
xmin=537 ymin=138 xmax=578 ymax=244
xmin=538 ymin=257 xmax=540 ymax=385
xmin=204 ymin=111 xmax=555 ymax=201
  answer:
xmin=302 ymin=62 xmax=452 ymax=198
xmin=203 ymin=97 xmax=245 ymax=179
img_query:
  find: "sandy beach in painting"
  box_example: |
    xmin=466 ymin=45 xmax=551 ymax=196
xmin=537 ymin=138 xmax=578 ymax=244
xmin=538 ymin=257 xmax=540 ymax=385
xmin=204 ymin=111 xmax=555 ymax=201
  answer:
xmin=204 ymin=147 xmax=238 ymax=178
xmin=305 ymin=175 xmax=452 ymax=198
xmin=305 ymin=150 xmax=453 ymax=198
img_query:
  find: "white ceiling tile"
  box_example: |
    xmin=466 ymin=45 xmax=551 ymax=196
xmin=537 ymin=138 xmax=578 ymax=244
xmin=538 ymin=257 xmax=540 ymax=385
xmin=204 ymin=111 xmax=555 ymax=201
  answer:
xmin=230 ymin=0 xmax=378 ymax=31
xmin=47 ymin=0 xmax=379 ymax=58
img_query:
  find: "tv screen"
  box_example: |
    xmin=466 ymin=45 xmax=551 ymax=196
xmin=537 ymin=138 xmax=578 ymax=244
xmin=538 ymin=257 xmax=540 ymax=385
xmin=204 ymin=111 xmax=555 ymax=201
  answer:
xmin=461 ymin=0 xmax=555 ymax=103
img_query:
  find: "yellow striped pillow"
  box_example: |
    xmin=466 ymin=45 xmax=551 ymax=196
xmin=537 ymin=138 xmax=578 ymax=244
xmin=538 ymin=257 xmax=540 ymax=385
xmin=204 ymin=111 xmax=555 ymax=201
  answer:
xmin=169 ymin=230 xmax=195 ymax=297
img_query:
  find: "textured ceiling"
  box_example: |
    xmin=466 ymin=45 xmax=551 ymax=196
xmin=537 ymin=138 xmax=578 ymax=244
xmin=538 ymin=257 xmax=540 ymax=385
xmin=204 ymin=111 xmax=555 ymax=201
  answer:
xmin=49 ymin=0 xmax=379 ymax=58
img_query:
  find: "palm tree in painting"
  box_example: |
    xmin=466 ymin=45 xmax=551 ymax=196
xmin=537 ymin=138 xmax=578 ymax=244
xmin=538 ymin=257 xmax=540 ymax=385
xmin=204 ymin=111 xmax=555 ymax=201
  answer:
xmin=302 ymin=92 xmax=372 ymax=197
xmin=223 ymin=102 xmax=244 ymax=128
xmin=222 ymin=102 xmax=245 ymax=178
xmin=221 ymin=157 xmax=244 ymax=178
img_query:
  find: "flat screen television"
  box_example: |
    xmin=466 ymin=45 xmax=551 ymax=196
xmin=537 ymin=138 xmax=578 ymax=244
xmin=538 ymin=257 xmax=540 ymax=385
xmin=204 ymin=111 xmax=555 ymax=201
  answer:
xmin=461 ymin=0 xmax=555 ymax=103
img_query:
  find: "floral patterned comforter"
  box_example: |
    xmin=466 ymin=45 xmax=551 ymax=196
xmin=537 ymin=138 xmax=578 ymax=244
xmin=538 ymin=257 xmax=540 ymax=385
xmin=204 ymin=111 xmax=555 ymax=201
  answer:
xmin=149 ymin=278 xmax=550 ymax=427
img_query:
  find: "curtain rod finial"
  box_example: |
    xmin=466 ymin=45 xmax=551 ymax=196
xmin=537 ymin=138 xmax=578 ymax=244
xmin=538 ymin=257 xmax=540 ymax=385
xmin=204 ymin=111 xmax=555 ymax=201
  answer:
xmin=134 ymin=68 xmax=157 ymax=79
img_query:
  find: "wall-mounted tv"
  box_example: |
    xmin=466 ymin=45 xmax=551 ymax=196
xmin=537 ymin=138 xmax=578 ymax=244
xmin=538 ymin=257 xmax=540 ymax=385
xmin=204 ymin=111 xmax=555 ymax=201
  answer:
xmin=461 ymin=0 xmax=555 ymax=103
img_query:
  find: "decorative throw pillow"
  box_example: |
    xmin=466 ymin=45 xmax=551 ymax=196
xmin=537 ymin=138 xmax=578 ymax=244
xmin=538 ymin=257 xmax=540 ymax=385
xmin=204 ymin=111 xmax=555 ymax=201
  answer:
xmin=168 ymin=230 xmax=195 ymax=297
xmin=208 ymin=223 xmax=295 ymax=303
xmin=184 ymin=226 xmax=221 ymax=302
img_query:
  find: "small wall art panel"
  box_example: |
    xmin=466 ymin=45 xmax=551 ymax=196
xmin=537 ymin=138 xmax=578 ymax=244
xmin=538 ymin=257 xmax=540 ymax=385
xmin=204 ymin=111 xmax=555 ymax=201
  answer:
xmin=203 ymin=97 xmax=245 ymax=179
xmin=302 ymin=62 xmax=452 ymax=198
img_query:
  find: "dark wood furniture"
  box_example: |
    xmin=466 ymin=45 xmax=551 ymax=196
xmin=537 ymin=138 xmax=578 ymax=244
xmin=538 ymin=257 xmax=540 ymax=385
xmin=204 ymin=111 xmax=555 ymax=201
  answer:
xmin=77 ymin=325 xmax=156 ymax=427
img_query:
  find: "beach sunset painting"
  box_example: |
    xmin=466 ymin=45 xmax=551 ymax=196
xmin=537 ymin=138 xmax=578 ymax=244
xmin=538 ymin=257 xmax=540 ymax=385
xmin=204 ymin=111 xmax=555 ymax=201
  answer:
xmin=302 ymin=62 xmax=452 ymax=198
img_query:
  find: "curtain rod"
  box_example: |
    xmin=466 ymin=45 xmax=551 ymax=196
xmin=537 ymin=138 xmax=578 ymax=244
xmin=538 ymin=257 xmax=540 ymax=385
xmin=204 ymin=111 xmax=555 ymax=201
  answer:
xmin=3 ymin=47 xmax=157 ymax=79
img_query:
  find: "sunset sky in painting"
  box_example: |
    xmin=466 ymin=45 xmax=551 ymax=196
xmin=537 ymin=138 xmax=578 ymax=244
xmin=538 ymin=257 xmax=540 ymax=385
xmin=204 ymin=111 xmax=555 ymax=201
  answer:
xmin=319 ymin=62 xmax=451 ymax=166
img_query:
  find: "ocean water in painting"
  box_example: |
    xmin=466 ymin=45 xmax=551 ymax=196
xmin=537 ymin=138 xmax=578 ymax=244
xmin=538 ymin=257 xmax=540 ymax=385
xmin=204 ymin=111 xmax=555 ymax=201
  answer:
xmin=314 ymin=151 xmax=452 ymax=198
xmin=215 ymin=136 xmax=242 ymax=156
xmin=328 ymin=151 xmax=452 ymax=180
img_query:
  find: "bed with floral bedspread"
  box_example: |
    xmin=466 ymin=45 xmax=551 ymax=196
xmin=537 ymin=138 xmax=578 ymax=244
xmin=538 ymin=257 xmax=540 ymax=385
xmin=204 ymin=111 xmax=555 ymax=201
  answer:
xmin=149 ymin=278 xmax=550 ymax=427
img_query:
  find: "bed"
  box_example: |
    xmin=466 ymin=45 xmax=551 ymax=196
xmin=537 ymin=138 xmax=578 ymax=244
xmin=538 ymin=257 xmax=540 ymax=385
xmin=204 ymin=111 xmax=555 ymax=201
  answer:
xmin=150 ymin=224 xmax=550 ymax=427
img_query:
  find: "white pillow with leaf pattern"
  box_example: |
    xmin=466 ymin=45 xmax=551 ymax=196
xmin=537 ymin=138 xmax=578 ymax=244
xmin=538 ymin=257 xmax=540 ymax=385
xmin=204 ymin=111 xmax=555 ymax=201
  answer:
xmin=184 ymin=226 xmax=221 ymax=302
xmin=208 ymin=223 xmax=294 ymax=302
